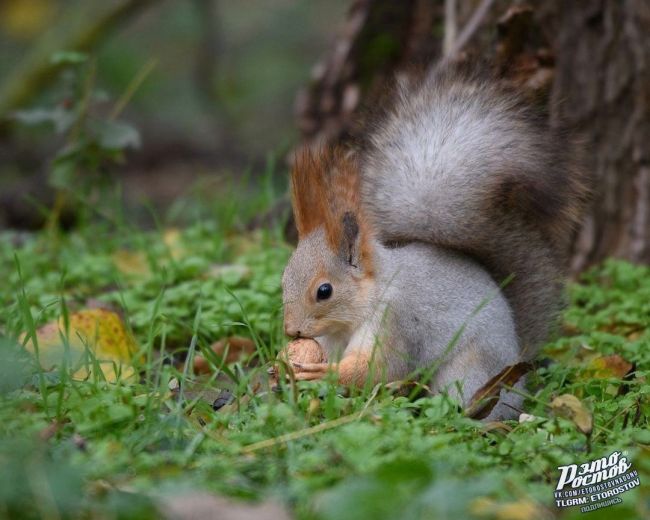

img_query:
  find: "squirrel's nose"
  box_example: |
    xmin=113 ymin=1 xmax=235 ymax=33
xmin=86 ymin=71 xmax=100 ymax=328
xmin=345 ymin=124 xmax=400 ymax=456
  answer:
xmin=285 ymin=324 xmax=300 ymax=338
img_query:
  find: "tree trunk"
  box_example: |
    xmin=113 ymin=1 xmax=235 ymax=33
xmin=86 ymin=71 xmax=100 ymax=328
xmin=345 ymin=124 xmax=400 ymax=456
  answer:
xmin=549 ymin=0 xmax=650 ymax=269
xmin=295 ymin=0 xmax=443 ymax=148
xmin=295 ymin=0 xmax=650 ymax=268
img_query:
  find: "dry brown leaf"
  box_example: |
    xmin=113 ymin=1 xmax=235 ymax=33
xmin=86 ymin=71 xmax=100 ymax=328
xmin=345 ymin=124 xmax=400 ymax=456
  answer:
xmin=466 ymin=362 xmax=533 ymax=419
xmin=561 ymin=322 xmax=581 ymax=336
xmin=550 ymin=394 xmax=593 ymax=435
xmin=22 ymin=309 xmax=139 ymax=382
xmin=482 ymin=421 xmax=514 ymax=434
xmin=588 ymin=354 xmax=634 ymax=379
xmin=211 ymin=336 xmax=257 ymax=363
xmin=160 ymin=492 xmax=291 ymax=520
xmin=39 ymin=418 xmax=68 ymax=441
xmin=193 ymin=336 xmax=257 ymax=374
xmin=111 ymin=249 xmax=150 ymax=277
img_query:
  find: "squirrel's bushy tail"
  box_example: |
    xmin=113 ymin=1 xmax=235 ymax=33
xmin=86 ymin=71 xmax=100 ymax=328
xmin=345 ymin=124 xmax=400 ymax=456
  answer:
xmin=361 ymin=69 xmax=589 ymax=356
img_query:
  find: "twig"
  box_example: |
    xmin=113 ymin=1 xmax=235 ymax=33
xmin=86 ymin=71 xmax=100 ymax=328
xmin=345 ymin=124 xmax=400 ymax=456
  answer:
xmin=440 ymin=0 xmax=495 ymax=65
xmin=241 ymin=410 xmax=366 ymax=454
xmin=443 ymin=0 xmax=458 ymax=57
xmin=110 ymin=59 xmax=158 ymax=121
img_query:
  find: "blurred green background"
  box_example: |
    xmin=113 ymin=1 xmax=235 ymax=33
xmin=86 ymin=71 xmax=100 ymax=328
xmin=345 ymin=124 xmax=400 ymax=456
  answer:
xmin=0 ymin=0 xmax=347 ymax=226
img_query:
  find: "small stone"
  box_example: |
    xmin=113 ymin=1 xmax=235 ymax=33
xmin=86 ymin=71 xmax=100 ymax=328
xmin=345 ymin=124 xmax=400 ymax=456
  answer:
xmin=72 ymin=434 xmax=87 ymax=451
xmin=212 ymin=389 xmax=234 ymax=411
xmin=519 ymin=413 xmax=537 ymax=423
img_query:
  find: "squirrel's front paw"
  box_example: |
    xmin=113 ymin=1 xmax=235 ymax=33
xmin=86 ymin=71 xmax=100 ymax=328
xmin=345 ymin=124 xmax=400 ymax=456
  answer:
xmin=291 ymin=361 xmax=335 ymax=381
xmin=291 ymin=353 xmax=372 ymax=387
xmin=270 ymin=341 xmax=372 ymax=387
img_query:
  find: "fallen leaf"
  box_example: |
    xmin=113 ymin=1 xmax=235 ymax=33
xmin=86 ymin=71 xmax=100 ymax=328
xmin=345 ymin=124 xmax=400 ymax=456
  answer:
xmin=163 ymin=228 xmax=185 ymax=260
xmin=193 ymin=336 xmax=257 ymax=374
xmin=160 ymin=492 xmax=291 ymax=520
xmin=466 ymin=362 xmax=533 ymax=419
xmin=470 ymin=496 xmax=546 ymax=520
xmin=482 ymin=421 xmax=514 ymax=434
xmin=225 ymin=230 xmax=265 ymax=257
xmin=23 ymin=309 xmax=139 ymax=382
xmin=550 ymin=394 xmax=593 ymax=435
xmin=111 ymin=249 xmax=150 ymax=277
xmin=307 ymin=398 xmax=321 ymax=417
xmin=588 ymin=354 xmax=634 ymax=379
xmin=39 ymin=419 xmax=68 ymax=441
xmin=112 ymin=229 xmax=186 ymax=278
xmin=0 ymin=0 xmax=55 ymax=39
xmin=204 ymin=264 xmax=252 ymax=284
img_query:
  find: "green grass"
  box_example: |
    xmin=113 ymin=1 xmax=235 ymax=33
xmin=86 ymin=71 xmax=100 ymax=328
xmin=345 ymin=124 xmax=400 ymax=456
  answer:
xmin=0 ymin=191 xmax=648 ymax=519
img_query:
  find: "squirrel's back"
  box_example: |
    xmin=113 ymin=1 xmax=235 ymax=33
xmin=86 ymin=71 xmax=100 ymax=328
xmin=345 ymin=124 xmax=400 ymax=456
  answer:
xmin=361 ymin=69 xmax=589 ymax=356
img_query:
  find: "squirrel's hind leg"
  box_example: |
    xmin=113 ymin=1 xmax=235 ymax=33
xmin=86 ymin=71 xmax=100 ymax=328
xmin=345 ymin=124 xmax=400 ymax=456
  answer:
xmin=433 ymin=337 xmax=522 ymax=415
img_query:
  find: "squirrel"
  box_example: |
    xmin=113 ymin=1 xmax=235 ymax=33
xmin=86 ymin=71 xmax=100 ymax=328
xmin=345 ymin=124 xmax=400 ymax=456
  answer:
xmin=280 ymin=68 xmax=589 ymax=417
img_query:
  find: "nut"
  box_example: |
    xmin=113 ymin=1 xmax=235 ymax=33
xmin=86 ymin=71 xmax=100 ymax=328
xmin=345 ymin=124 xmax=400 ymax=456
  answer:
xmin=278 ymin=338 xmax=326 ymax=365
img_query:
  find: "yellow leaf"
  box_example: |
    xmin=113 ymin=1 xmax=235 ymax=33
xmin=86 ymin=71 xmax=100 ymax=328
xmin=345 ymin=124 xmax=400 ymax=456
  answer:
xmin=225 ymin=230 xmax=264 ymax=257
xmin=163 ymin=228 xmax=185 ymax=260
xmin=470 ymin=497 xmax=544 ymax=520
xmin=111 ymin=249 xmax=150 ymax=278
xmin=112 ymin=229 xmax=185 ymax=277
xmin=550 ymin=394 xmax=593 ymax=435
xmin=588 ymin=354 xmax=633 ymax=379
xmin=0 ymin=0 xmax=56 ymax=39
xmin=22 ymin=309 xmax=139 ymax=382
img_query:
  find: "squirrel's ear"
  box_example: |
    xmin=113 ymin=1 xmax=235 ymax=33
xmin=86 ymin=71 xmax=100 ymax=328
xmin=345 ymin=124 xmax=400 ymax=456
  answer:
xmin=290 ymin=148 xmax=329 ymax=239
xmin=340 ymin=211 xmax=360 ymax=267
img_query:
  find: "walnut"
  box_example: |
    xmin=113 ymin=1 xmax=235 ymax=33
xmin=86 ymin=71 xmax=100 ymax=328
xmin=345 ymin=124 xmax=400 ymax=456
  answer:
xmin=270 ymin=338 xmax=326 ymax=385
xmin=277 ymin=338 xmax=326 ymax=365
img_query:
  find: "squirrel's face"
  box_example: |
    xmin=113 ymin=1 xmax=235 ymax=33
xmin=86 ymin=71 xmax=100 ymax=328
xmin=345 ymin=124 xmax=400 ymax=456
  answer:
xmin=282 ymin=227 xmax=370 ymax=339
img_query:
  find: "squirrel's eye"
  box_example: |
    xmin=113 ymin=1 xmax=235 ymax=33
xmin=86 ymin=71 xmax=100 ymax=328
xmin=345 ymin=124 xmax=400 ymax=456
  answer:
xmin=316 ymin=283 xmax=333 ymax=301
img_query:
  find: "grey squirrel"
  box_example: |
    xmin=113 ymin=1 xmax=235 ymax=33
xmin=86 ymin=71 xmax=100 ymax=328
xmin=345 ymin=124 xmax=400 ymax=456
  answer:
xmin=280 ymin=68 xmax=589 ymax=416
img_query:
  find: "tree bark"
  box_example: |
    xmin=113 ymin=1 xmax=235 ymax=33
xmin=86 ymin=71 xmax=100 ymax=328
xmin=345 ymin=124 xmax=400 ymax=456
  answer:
xmin=295 ymin=0 xmax=442 ymax=148
xmin=295 ymin=0 xmax=650 ymax=268
xmin=549 ymin=0 xmax=650 ymax=269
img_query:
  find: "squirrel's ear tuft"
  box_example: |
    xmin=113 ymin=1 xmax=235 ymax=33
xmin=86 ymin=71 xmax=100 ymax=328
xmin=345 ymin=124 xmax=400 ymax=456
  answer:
xmin=291 ymin=147 xmax=336 ymax=239
xmin=290 ymin=146 xmax=374 ymax=274
xmin=290 ymin=147 xmax=359 ymax=241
